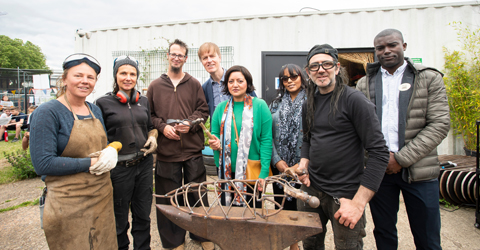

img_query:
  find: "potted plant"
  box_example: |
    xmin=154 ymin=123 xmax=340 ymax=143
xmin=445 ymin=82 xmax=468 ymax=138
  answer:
xmin=443 ymin=22 xmax=480 ymax=156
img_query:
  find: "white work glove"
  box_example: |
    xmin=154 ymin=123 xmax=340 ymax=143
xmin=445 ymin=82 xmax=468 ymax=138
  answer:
xmin=141 ymin=129 xmax=158 ymax=156
xmin=141 ymin=136 xmax=157 ymax=156
xmin=88 ymin=142 xmax=122 ymax=175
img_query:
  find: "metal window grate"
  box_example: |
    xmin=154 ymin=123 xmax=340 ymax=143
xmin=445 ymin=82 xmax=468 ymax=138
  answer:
xmin=112 ymin=46 xmax=234 ymax=90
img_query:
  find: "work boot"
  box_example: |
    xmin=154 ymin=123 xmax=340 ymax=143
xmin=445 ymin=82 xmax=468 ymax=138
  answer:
xmin=201 ymin=241 xmax=215 ymax=250
xmin=172 ymin=243 xmax=184 ymax=250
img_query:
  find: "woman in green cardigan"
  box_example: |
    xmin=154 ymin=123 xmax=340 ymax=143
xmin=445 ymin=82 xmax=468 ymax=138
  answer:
xmin=208 ymin=65 xmax=272 ymax=207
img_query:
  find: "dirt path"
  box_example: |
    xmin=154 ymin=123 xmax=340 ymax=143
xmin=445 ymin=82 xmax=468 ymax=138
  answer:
xmin=1 ymin=176 xmax=480 ymax=249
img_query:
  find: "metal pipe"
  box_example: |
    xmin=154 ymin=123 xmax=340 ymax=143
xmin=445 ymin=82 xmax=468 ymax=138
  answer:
xmin=23 ymin=71 xmax=27 ymax=113
xmin=475 ymin=120 xmax=479 ymax=229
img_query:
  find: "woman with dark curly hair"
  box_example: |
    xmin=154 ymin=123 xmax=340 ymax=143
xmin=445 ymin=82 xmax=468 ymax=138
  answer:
xmin=208 ymin=65 xmax=272 ymax=208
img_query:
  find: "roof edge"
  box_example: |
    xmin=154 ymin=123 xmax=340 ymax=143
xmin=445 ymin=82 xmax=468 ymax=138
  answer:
xmin=89 ymin=1 xmax=479 ymax=32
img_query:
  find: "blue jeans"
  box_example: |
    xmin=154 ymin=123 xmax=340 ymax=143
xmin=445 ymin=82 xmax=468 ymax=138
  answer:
xmin=369 ymin=170 xmax=441 ymax=250
xmin=297 ymin=185 xmax=366 ymax=250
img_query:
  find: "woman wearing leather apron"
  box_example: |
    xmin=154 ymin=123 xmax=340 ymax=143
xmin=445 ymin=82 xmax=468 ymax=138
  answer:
xmin=95 ymin=56 xmax=158 ymax=250
xmin=30 ymin=53 xmax=121 ymax=250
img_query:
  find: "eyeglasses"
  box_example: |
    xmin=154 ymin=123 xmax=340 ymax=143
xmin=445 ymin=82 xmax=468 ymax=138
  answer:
xmin=307 ymin=60 xmax=336 ymax=72
xmin=168 ymin=53 xmax=186 ymax=60
xmin=280 ymin=75 xmax=299 ymax=83
xmin=63 ymin=53 xmax=101 ymax=74
xmin=114 ymin=55 xmax=139 ymax=67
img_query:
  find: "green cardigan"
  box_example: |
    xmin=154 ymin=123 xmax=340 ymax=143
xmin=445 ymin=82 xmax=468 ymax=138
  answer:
xmin=212 ymin=97 xmax=273 ymax=179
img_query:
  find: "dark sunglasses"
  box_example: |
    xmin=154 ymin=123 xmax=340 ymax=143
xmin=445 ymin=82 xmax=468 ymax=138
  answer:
xmin=307 ymin=60 xmax=336 ymax=72
xmin=63 ymin=53 xmax=101 ymax=74
xmin=280 ymin=75 xmax=299 ymax=83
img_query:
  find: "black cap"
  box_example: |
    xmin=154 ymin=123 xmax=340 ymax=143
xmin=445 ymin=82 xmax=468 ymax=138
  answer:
xmin=306 ymin=44 xmax=338 ymax=63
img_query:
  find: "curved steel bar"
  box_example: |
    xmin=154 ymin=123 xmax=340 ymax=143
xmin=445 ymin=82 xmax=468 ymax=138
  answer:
xmin=153 ymin=174 xmax=315 ymax=221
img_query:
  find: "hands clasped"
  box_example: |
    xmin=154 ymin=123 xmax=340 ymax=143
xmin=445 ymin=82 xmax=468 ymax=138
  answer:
xmin=164 ymin=125 xmax=180 ymax=140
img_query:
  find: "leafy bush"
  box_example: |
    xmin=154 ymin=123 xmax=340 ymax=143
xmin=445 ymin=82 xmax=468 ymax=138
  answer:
xmin=443 ymin=22 xmax=480 ymax=150
xmin=3 ymin=150 xmax=37 ymax=180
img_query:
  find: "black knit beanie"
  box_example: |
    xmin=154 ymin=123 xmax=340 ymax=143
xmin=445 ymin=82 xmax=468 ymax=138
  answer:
xmin=113 ymin=56 xmax=140 ymax=81
xmin=306 ymin=44 xmax=338 ymax=63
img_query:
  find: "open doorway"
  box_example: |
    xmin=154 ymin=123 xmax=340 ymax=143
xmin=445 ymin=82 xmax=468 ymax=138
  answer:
xmin=261 ymin=48 xmax=375 ymax=105
xmin=337 ymin=49 xmax=375 ymax=88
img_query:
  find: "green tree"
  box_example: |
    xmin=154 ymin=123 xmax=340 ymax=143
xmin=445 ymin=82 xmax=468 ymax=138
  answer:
xmin=443 ymin=22 xmax=480 ymax=151
xmin=0 ymin=35 xmax=49 ymax=69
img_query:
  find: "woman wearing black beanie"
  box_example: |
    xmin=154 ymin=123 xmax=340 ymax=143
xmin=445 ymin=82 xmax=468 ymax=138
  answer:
xmin=95 ymin=55 xmax=158 ymax=250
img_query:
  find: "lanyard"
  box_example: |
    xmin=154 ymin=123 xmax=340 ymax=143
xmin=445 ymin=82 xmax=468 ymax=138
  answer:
xmin=232 ymin=110 xmax=239 ymax=145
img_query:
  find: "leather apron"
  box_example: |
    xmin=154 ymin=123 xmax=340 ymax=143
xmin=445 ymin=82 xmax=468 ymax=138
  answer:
xmin=43 ymin=99 xmax=117 ymax=250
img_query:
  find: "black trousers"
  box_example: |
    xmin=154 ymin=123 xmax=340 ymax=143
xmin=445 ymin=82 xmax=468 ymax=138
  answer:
xmin=111 ymin=154 xmax=153 ymax=250
xmin=155 ymin=156 xmax=209 ymax=248
xmin=369 ymin=171 xmax=441 ymax=250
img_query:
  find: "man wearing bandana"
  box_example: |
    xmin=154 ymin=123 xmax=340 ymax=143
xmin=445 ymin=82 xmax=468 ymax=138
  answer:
xmin=296 ymin=44 xmax=389 ymax=249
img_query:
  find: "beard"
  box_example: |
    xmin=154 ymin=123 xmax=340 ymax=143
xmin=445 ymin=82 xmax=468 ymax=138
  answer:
xmin=314 ymin=75 xmax=335 ymax=87
xmin=171 ymin=65 xmax=181 ymax=74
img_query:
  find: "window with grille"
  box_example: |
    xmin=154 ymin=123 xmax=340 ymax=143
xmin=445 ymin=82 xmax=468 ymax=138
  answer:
xmin=112 ymin=46 xmax=234 ymax=91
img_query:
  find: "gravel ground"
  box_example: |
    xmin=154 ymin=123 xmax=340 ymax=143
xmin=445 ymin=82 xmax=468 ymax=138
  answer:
xmin=1 ymin=175 xmax=480 ymax=249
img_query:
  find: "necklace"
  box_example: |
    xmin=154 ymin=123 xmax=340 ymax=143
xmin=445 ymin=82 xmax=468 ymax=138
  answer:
xmin=232 ymin=110 xmax=239 ymax=145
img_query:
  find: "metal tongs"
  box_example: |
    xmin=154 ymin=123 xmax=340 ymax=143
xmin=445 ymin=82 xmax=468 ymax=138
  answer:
xmin=166 ymin=118 xmax=204 ymax=127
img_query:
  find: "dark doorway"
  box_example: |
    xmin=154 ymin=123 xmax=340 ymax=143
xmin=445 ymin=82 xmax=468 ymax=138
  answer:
xmin=261 ymin=51 xmax=307 ymax=105
xmin=261 ymin=48 xmax=375 ymax=105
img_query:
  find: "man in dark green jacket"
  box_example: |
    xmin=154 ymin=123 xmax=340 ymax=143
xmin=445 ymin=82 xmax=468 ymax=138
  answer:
xmin=357 ymin=28 xmax=450 ymax=249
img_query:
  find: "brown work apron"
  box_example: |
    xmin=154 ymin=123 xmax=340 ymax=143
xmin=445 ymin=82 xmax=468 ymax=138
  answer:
xmin=43 ymin=99 xmax=117 ymax=250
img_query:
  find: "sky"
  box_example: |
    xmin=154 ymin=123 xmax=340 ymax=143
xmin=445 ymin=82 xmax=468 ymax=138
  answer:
xmin=0 ymin=0 xmax=473 ymax=70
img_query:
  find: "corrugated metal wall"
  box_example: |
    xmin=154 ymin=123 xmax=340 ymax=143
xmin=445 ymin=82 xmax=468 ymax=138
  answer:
xmin=74 ymin=2 xmax=480 ymax=155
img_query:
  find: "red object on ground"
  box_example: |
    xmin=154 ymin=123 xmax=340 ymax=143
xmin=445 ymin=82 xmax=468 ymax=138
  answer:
xmin=4 ymin=130 xmax=8 ymax=142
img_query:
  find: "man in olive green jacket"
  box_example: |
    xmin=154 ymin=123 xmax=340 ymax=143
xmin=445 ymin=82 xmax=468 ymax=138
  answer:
xmin=356 ymin=28 xmax=450 ymax=249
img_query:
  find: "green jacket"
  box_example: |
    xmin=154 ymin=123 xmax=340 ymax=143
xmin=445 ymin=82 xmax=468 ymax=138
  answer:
xmin=212 ymin=97 xmax=273 ymax=179
xmin=356 ymin=58 xmax=450 ymax=182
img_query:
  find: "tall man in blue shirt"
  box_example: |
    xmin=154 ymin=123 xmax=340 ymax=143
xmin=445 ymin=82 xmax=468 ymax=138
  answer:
xmin=198 ymin=42 xmax=256 ymax=119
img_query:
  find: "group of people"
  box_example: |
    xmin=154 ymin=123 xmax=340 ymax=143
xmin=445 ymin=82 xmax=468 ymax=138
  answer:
xmin=0 ymin=102 xmax=32 ymax=143
xmin=28 ymin=27 xmax=450 ymax=250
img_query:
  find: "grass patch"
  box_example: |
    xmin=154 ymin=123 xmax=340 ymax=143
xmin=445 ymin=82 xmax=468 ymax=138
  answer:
xmin=0 ymin=166 xmax=17 ymax=184
xmin=0 ymin=198 xmax=39 ymax=213
xmin=0 ymin=135 xmax=23 ymax=154
xmin=0 ymin=137 xmax=35 ymax=184
xmin=4 ymin=149 xmax=37 ymax=180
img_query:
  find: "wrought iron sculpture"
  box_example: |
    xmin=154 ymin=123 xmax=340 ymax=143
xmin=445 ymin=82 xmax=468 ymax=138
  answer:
xmin=155 ymin=172 xmax=322 ymax=250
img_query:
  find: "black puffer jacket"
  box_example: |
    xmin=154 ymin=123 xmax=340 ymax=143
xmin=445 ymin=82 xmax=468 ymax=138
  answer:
xmin=95 ymin=92 xmax=154 ymax=155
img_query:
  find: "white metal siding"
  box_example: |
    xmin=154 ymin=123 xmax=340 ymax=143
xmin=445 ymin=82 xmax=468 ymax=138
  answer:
xmin=74 ymin=2 xmax=480 ymax=155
